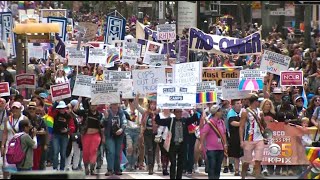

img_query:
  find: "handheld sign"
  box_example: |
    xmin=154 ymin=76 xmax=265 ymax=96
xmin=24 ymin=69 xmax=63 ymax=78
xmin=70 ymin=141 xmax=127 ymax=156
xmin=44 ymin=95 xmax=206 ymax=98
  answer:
xmin=16 ymin=74 xmax=36 ymax=89
xmin=50 ymin=83 xmax=71 ymax=102
xmin=280 ymin=71 xmax=303 ymax=86
xmin=0 ymin=82 xmax=10 ymax=97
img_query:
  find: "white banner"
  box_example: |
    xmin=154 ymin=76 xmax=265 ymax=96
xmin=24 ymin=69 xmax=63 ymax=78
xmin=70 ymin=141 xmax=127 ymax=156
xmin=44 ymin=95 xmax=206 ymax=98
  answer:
xmin=222 ymin=78 xmax=251 ymax=100
xmin=132 ymin=68 xmax=166 ymax=95
xmin=105 ymin=16 xmax=126 ymax=45
xmin=260 ymin=50 xmax=291 ymax=75
xmin=88 ymin=49 xmax=108 ymax=64
xmin=27 ymin=43 xmax=45 ymax=63
xmin=72 ymin=75 xmax=92 ymax=98
xmin=66 ymin=47 xmax=87 ymax=66
xmin=157 ymin=24 xmax=176 ymax=41
xmin=157 ymin=83 xmax=197 ymax=109
xmin=91 ymin=83 xmax=120 ymax=105
xmin=104 ymin=70 xmax=132 ymax=82
xmin=118 ymin=79 xmax=135 ymax=99
xmin=173 ymin=61 xmax=203 ymax=84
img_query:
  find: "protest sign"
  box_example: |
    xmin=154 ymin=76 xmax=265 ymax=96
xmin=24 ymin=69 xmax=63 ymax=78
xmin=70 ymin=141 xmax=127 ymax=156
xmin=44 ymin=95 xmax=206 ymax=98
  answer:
xmin=143 ymin=54 xmax=167 ymax=66
xmin=239 ymin=70 xmax=266 ymax=91
xmin=118 ymin=79 xmax=135 ymax=99
xmin=222 ymin=78 xmax=251 ymax=100
xmin=66 ymin=47 xmax=86 ymax=66
xmin=91 ymin=83 xmax=120 ymax=105
xmin=166 ymin=68 xmax=173 ymax=84
xmin=123 ymin=42 xmax=141 ymax=58
xmin=173 ymin=61 xmax=202 ymax=84
xmin=202 ymin=67 xmax=241 ymax=86
xmin=189 ymin=27 xmax=262 ymax=56
xmin=104 ymin=70 xmax=132 ymax=82
xmin=177 ymin=1 xmax=197 ymax=36
xmin=72 ymin=75 xmax=92 ymax=98
xmin=88 ymin=49 xmax=108 ymax=64
xmin=280 ymin=71 xmax=303 ymax=86
xmin=216 ymin=86 xmax=223 ymax=104
xmin=157 ymin=83 xmax=197 ymax=109
xmin=260 ymin=50 xmax=291 ymax=75
xmin=196 ymin=82 xmax=217 ymax=104
xmin=146 ymin=41 xmax=163 ymax=55
xmin=16 ymin=74 xmax=36 ymax=89
xmin=78 ymin=22 xmax=99 ymax=41
xmin=40 ymin=9 xmax=67 ymax=18
xmin=105 ymin=16 xmax=126 ymax=45
xmin=132 ymin=68 xmax=166 ymax=95
xmin=47 ymin=17 xmax=67 ymax=42
xmin=113 ymin=40 xmax=125 ymax=48
xmin=50 ymin=83 xmax=71 ymax=102
xmin=0 ymin=82 xmax=10 ymax=97
xmin=27 ymin=43 xmax=45 ymax=63
xmin=1 ymin=12 xmax=16 ymax=58
xmin=177 ymin=39 xmax=188 ymax=63
xmin=157 ymin=24 xmax=176 ymax=41
xmin=105 ymin=47 xmax=120 ymax=67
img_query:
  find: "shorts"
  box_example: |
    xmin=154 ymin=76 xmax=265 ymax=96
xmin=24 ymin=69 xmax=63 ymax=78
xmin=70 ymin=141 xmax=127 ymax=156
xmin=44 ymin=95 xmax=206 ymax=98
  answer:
xmin=243 ymin=140 xmax=264 ymax=163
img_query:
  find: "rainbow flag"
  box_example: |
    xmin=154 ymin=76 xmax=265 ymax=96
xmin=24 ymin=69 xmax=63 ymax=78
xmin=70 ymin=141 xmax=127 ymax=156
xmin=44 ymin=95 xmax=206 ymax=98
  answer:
xmin=196 ymin=91 xmax=217 ymax=104
xmin=306 ymin=147 xmax=319 ymax=162
xmin=222 ymin=61 xmax=234 ymax=71
xmin=146 ymin=93 xmax=157 ymax=101
xmin=43 ymin=114 xmax=54 ymax=134
xmin=207 ymin=59 xmax=213 ymax=67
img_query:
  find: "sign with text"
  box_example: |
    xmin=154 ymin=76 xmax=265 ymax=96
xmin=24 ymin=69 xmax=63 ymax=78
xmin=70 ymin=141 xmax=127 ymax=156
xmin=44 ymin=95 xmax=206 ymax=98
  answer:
xmin=202 ymin=67 xmax=241 ymax=86
xmin=222 ymin=78 xmax=251 ymax=100
xmin=173 ymin=61 xmax=202 ymax=84
xmin=145 ymin=41 xmax=163 ymax=55
xmin=16 ymin=74 xmax=36 ymax=89
xmin=91 ymin=83 xmax=120 ymax=105
xmin=143 ymin=54 xmax=167 ymax=66
xmin=78 ymin=22 xmax=99 ymax=41
xmin=50 ymin=83 xmax=71 ymax=102
xmin=189 ymin=27 xmax=262 ymax=55
xmin=132 ymin=68 xmax=166 ymax=95
xmin=260 ymin=50 xmax=291 ymax=75
xmin=0 ymin=82 xmax=9 ymax=97
xmin=157 ymin=24 xmax=176 ymax=41
xmin=88 ymin=49 xmax=108 ymax=64
xmin=66 ymin=48 xmax=86 ymax=66
xmin=157 ymin=83 xmax=197 ymax=109
xmin=104 ymin=70 xmax=132 ymax=82
xmin=40 ymin=9 xmax=67 ymax=18
xmin=1 ymin=12 xmax=16 ymax=58
xmin=123 ymin=42 xmax=141 ymax=58
xmin=72 ymin=75 xmax=92 ymax=98
xmin=47 ymin=17 xmax=67 ymax=42
xmin=280 ymin=71 xmax=303 ymax=86
xmin=196 ymin=82 xmax=217 ymax=104
xmin=239 ymin=70 xmax=266 ymax=91
xmin=177 ymin=1 xmax=197 ymax=36
xmin=118 ymin=79 xmax=135 ymax=99
xmin=105 ymin=16 xmax=126 ymax=45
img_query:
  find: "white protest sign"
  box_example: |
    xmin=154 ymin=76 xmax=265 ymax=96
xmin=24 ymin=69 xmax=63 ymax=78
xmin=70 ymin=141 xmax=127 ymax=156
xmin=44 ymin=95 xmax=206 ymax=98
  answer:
xmin=145 ymin=41 xmax=163 ymax=55
xmin=91 ymin=83 xmax=120 ymax=105
xmin=157 ymin=24 xmax=176 ymax=41
xmin=216 ymin=86 xmax=223 ymax=104
xmin=222 ymin=78 xmax=251 ymax=100
xmin=88 ymin=49 xmax=108 ymax=64
xmin=260 ymin=50 xmax=291 ymax=75
xmin=118 ymin=79 xmax=135 ymax=99
xmin=72 ymin=75 xmax=92 ymax=98
xmin=173 ymin=61 xmax=203 ymax=84
xmin=132 ymin=68 xmax=166 ymax=95
xmin=104 ymin=70 xmax=132 ymax=82
xmin=123 ymin=42 xmax=141 ymax=58
xmin=157 ymin=83 xmax=197 ymax=109
xmin=143 ymin=54 xmax=167 ymax=66
xmin=239 ymin=70 xmax=267 ymax=91
xmin=196 ymin=82 xmax=217 ymax=104
xmin=66 ymin=47 xmax=86 ymax=66
xmin=166 ymin=72 xmax=173 ymax=84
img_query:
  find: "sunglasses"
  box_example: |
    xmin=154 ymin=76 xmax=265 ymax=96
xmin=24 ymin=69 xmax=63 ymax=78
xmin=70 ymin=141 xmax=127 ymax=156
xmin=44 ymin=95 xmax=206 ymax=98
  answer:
xmin=272 ymin=83 xmax=277 ymax=86
xmin=315 ymin=99 xmax=320 ymax=102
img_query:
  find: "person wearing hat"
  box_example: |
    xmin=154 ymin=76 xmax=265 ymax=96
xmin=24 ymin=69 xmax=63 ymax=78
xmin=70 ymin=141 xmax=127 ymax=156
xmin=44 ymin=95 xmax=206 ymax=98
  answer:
xmin=49 ymin=101 xmax=75 ymax=171
xmin=271 ymin=87 xmax=283 ymax=108
xmin=1 ymin=101 xmax=29 ymax=178
xmin=294 ymin=95 xmax=306 ymax=119
xmin=26 ymin=101 xmax=48 ymax=170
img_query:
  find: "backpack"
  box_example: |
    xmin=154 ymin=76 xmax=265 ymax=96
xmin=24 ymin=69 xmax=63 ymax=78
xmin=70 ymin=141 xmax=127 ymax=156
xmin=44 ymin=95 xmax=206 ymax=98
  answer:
xmin=6 ymin=133 xmax=28 ymax=164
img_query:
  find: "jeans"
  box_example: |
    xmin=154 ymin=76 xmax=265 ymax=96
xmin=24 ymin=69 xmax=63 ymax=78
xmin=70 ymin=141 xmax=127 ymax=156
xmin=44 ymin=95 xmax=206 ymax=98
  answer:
xmin=126 ymin=128 xmax=140 ymax=168
xmin=105 ymin=135 xmax=123 ymax=172
xmin=52 ymin=134 xmax=69 ymax=170
xmin=184 ymin=134 xmax=196 ymax=173
xmin=206 ymin=150 xmax=224 ymax=179
xmin=144 ymin=129 xmax=156 ymax=167
xmin=169 ymin=143 xmax=184 ymax=179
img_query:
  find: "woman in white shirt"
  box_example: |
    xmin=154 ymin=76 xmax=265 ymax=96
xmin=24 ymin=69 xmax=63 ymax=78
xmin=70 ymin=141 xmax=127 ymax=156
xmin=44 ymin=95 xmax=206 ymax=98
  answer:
xmin=55 ymin=69 xmax=68 ymax=84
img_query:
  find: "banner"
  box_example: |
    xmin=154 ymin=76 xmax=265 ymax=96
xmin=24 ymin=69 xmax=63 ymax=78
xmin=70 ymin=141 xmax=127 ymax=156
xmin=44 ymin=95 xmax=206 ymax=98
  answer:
xmin=91 ymin=83 xmax=120 ymax=105
xmin=27 ymin=43 xmax=46 ymax=63
xmin=262 ymin=122 xmax=314 ymax=165
xmin=66 ymin=47 xmax=86 ymax=66
xmin=20 ymin=14 xmax=39 ymax=23
xmin=50 ymin=83 xmax=71 ymax=102
xmin=222 ymin=78 xmax=251 ymax=100
xmin=189 ymin=27 xmax=262 ymax=56
xmin=136 ymin=21 xmax=176 ymax=58
xmin=239 ymin=70 xmax=266 ymax=91
xmin=177 ymin=1 xmax=197 ymax=36
xmin=143 ymin=54 xmax=167 ymax=66
xmin=72 ymin=75 xmax=92 ymax=98
xmin=105 ymin=16 xmax=126 ymax=45
xmin=88 ymin=49 xmax=108 ymax=64
xmin=132 ymin=68 xmax=166 ymax=95
xmin=177 ymin=39 xmax=188 ymax=63
xmin=16 ymin=74 xmax=36 ymax=89
xmin=260 ymin=50 xmax=291 ymax=75
xmin=0 ymin=82 xmax=9 ymax=97
xmin=47 ymin=17 xmax=67 ymax=42
xmin=1 ymin=12 xmax=16 ymax=58
xmin=202 ymin=68 xmax=241 ymax=86
xmin=173 ymin=61 xmax=202 ymax=84
xmin=40 ymin=9 xmax=67 ymax=18
xmin=196 ymin=82 xmax=217 ymax=104
xmin=280 ymin=71 xmax=303 ymax=86
xmin=157 ymin=83 xmax=197 ymax=109
xmin=123 ymin=42 xmax=141 ymax=58
xmin=157 ymin=24 xmax=176 ymax=41
xmin=104 ymin=70 xmax=131 ymax=82
xmin=118 ymin=79 xmax=135 ymax=99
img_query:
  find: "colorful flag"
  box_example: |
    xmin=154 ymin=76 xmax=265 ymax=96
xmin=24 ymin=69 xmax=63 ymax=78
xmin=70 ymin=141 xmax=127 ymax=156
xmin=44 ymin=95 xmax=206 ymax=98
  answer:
xmin=196 ymin=92 xmax=217 ymax=104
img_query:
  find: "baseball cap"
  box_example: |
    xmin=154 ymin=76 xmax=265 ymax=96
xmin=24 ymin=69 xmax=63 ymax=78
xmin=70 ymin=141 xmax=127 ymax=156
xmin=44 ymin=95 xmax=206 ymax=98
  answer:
xmin=11 ymin=102 xmax=22 ymax=109
xmin=28 ymin=101 xmax=37 ymax=108
xmin=272 ymin=88 xmax=283 ymax=94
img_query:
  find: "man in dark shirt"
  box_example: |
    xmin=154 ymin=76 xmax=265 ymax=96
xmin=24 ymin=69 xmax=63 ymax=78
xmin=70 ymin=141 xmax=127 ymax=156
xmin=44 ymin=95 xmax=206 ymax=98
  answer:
xmin=0 ymin=63 xmax=14 ymax=87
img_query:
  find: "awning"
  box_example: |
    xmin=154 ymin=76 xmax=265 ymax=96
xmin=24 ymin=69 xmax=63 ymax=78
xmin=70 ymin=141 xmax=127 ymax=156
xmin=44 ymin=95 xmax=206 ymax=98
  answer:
xmin=13 ymin=23 xmax=60 ymax=34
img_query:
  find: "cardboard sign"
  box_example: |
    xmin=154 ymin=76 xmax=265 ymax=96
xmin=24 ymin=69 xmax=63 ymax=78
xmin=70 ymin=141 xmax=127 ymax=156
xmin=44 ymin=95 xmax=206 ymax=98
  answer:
xmin=0 ymin=82 xmax=9 ymax=97
xmin=280 ymin=71 xmax=303 ymax=86
xmin=202 ymin=67 xmax=241 ymax=86
xmin=196 ymin=82 xmax=217 ymax=104
xmin=104 ymin=70 xmax=131 ymax=82
xmin=260 ymin=50 xmax=291 ymax=75
xmin=91 ymin=83 xmax=120 ymax=105
xmin=50 ymin=83 xmax=71 ymax=102
xmin=118 ymin=79 xmax=135 ymax=99
xmin=72 ymin=75 xmax=92 ymax=98
xmin=66 ymin=48 xmax=86 ymax=66
xmin=222 ymin=78 xmax=251 ymax=100
xmin=239 ymin=70 xmax=266 ymax=91
xmin=123 ymin=42 xmax=141 ymax=58
xmin=132 ymin=68 xmax=166 ymax=95
xmin=88 ymin=49 xmax=108 ymax=64
xmin=157 ymin=24 xmax=176 ymax=41
xmin=173 ymin=61 xmax=202 ymax=84
xmin=157 ymin=83 xmax=197 ymax=109
xmin=145 ymin=41 xmax=163 ymax=55
xmin=40 ymin=9 xmax=67 ymax=18
xmin=16 ymin=74 xmax=36 ymax=89
xmin=143 ymin=54 xmax=167 ymax=66
xmin=78 ymin=22 xmax=99 ymax=41
xmin=105 ymin=16 xmax=126 ymax=45
xmin=105 ymin=47 xmax=120 ymax=67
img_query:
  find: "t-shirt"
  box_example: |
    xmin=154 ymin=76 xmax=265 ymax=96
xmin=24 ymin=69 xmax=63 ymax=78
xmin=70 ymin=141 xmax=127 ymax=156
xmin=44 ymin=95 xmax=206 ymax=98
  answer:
xmin=313 ymin=107 xmax=320 ymax=122
xmin=16 ymin=133 xmax=35 ymax=169
xmin=201 ymin=117 xmax=226 ymax=151
xmin=244 ymin=108 xmax=264 ymax=142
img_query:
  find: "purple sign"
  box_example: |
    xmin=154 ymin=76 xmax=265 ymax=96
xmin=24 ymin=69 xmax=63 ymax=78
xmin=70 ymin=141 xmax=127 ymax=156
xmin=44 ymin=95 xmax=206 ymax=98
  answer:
xmin=176 ymin=39 xmax=188 ymax=63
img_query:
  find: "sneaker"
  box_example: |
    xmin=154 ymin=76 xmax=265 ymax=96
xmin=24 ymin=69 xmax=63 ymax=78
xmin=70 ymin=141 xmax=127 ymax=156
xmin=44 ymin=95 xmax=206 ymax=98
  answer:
xmin=115 ymin=171 xmax=123 ymax=176
xmin=223 ymin=167 xmax=229 ymax=173
xmin=194 ymin=164 xmax=200 ymax=174
xmin=186 ymin=172 xmax=192 ymax=177
xmin=262 ymin=169 xmax=269 ymax=176
xmin=229 ymin=164 xmax=235 ymax=173
xmin=235 ymin=171 xmax=240 ymax=176
xmin=157 ymin=164 xmax=162 ymax=171
xmin=105 ymin=171 xmax=113 ymax=176
xmin=163 ymin=170 xmax=169 ymax=176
